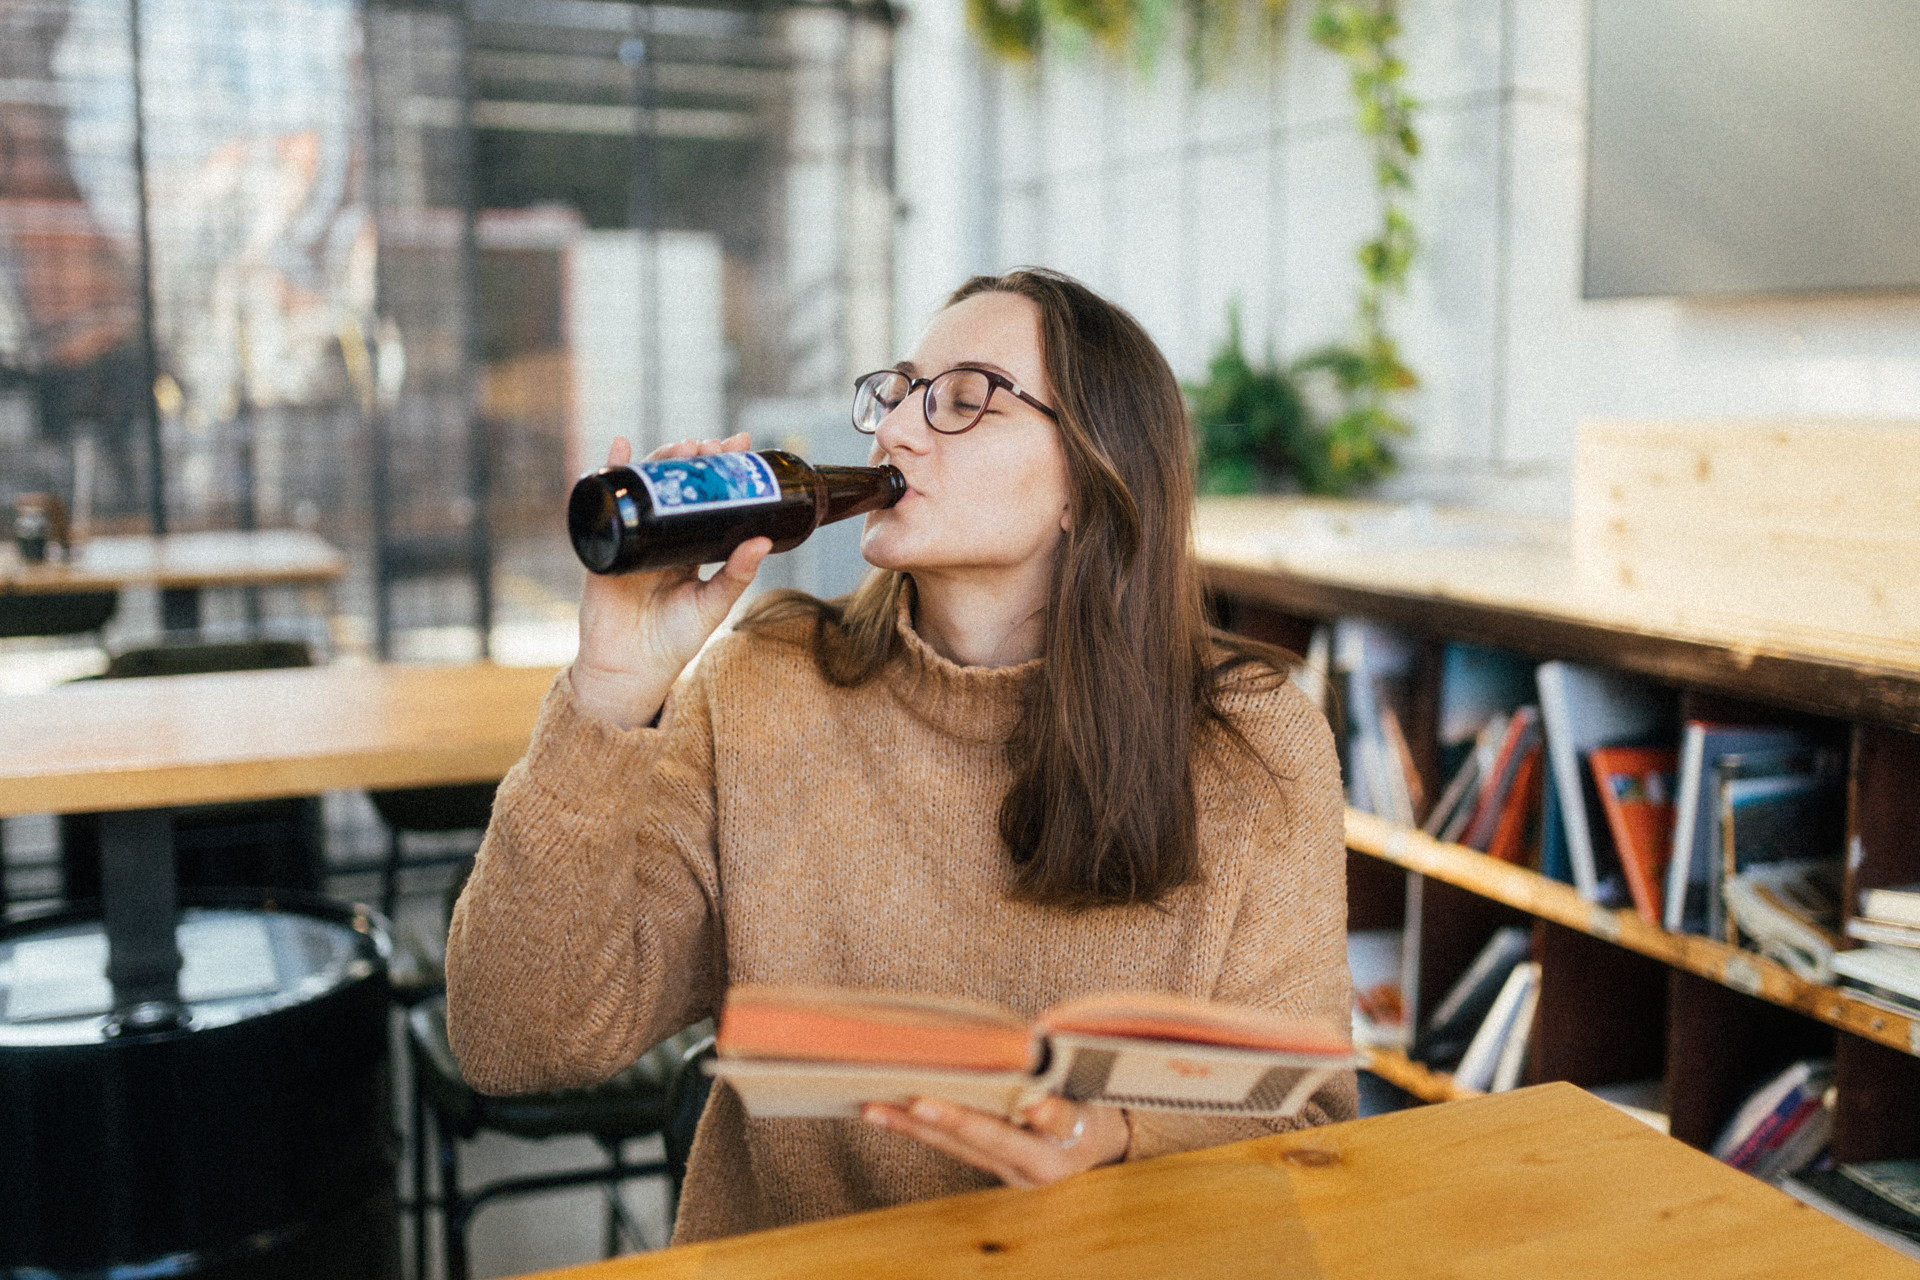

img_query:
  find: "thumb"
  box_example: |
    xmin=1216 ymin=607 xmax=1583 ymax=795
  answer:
xmin=692 ymin=536 xmax=773 ymax=628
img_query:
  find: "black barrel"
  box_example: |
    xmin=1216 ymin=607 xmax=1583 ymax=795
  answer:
xmin=0 ymin=892 xmax=397 ymax=1278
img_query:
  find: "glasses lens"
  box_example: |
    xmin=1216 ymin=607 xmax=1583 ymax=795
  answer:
xmin=927 ymin=369 xmax=992 ymax=433
xmin=853 ymin=372 xmax=909 ymax=433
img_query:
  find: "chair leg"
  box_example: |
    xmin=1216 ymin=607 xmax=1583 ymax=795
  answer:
xmin=411 ymin=1080 xmax=429 ymax=1280
xmin=382 ymin=826 xmax=402 ymax=925
xmin=439 ymin=1116 xmax=469 ymax=1280
xmin=603 ymin=1138 xmax=621 ymax=1259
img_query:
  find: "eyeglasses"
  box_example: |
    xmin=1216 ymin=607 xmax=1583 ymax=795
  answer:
xmin=851 ymin=366 xmax=1059 ymax=436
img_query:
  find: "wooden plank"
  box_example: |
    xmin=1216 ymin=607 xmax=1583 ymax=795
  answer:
xmin=520 ymin=1085 xmax=1915 ymax=1279
xmin=0 ymin=530 xmax=346 ymax=593
xmin=1361 ymin=1046 xmax=1479 ymax=1104
xmin=0 ymin=663 xmax=558 ymax=815
xmin=1574 ymin=420 xmax=1920 ymax=644
xmin=1204 ymin=559 xmax=1920 ymax=733
xmin=1345 ymin=808 xmax=1920 ymax=1061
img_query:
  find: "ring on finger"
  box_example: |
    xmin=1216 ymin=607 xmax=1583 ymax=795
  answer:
xmin=1046 ymin=1109 xmax=1087 ymax=1151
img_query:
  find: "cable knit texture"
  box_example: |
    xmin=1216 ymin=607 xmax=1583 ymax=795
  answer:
xmin=444 ymin=603 xmax=1354 ymax=1244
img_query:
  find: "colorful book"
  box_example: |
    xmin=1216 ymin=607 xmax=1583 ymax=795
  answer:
xmin=1485 ymin=743 xmax=1543 ymax=865
xmin=1711 ymin=1059 xmax=1833 ymax=1172
xmin=1589 ymin=745 xmax=1677 ymax=924
xmin=708 ymin=985 xmax=1357 ymax=1120
xmin=1461 ymin=707 xmax=1541 ymax=852
xmin=1535 ymin=662 xmax=1674 ymax=905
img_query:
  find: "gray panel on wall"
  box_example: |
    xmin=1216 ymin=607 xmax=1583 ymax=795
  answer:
xmin=1585 ymin=0 xmax=1920 ymax=299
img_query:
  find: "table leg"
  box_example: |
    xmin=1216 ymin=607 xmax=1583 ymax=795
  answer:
xmin=161 ymin=586 xmax=201 ymax=635
xmin=99 ymin=807 xmax=184 ymax=1030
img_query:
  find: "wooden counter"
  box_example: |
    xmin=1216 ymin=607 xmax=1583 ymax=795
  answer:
xmin=515 ymin=1083 xmax=1915 ymax=1279
xmin=0 ymin=529 xmax=346 ymax=593
xmin=1194 ymin=496 xmax=1920 ymax=731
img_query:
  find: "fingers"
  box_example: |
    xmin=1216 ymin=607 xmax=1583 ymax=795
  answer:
xmin=643 ymin=432 xmax=752 ymax=462
xmin=607 ymin=437 xmax=632 ymax=467
xmin=692 ymin=536 xmax=770 ymax=627
xmin=864 ymin=1101 xmax=1042 ymax=1188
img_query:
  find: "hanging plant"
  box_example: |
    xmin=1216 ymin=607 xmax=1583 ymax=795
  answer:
xmin=966 ymin=0 xmax=1291 ymax=75
xmin=1291 ymin=0 xmax=1418 ymax=490
xmin=1189 ymin=308 xmax=1309 ymax=495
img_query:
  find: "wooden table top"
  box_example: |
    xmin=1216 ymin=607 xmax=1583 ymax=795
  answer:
xmin=521 ymin=1083 xmax=1915 ymax=1280
xmin=0 ymin=661 xmax=559 ymax=816
xmin=0 ymin=530 xmax=347 ymax=594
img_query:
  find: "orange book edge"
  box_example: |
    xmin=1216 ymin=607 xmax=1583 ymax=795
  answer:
xmin=1590 ymin=745 xmax=1678 ymax=926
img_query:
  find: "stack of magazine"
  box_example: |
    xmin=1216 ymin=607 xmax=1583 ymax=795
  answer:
xmin=1834 ymin=884 xmax=1920 ymax=1016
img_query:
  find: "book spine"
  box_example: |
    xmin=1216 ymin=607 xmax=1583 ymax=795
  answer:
xmin=1725 ymin=1086 xmax=1817 ymax=1171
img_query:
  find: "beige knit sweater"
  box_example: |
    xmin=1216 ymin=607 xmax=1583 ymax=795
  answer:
xmin=445 ymin=605 xmax=1355 ymax=1244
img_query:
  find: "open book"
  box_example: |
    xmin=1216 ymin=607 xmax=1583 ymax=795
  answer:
xmin=706 ymin=985 xmax=1357 ymax=1121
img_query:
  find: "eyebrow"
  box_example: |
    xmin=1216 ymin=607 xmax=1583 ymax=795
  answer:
xmin=891 ymin=358 xmax=1022 ymax=381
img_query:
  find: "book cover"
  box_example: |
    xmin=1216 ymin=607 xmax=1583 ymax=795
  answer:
xmin=1833 ymin=945 xmax=1920 ymax=1006
xmin=1711 ymin=1059 xmax=1832 ymax=1167
xmin=1861 ymin=884 xmax=1920 ymax=930
xmin=1663 ymin=723 xmax=1828 ymax=934
xmin=1488 ymin=964 xmax=1541 ymax=1093
xmin=1438 ymin=714 xmax=1508 ymax=845
xmin=1485 ymin=743 xmax=1543 ymax=865
xmin=1589 ymin=745 xmax=1677 ymax=923
xmin=709 ymin=985 xmax=1357 ymax=1120
xmin=1713 ymin=750 xmax=1845 ymax=941
xmin=1453 ymin=962 xmax=1538 ymax=1094
xmin=1461 ymin=707 xmax=1541 ymax=852
xmin=1535 ymin=662 xmax=1674 ymax=905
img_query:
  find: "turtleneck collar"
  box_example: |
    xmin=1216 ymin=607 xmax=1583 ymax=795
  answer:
xmin=884 ymin=583 xmax=1039 ymax=743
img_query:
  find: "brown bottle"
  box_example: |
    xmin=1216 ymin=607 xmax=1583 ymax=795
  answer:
xmin=568 ymin=449 xmax=905 ymax=575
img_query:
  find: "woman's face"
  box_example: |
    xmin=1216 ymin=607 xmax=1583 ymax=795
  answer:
xmin=859 ymin=291 xmax=1071 ymax=586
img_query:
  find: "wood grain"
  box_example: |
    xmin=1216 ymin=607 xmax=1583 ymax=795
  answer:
xmin=0 ymin=662 xmax=559 ymax=815
xmin=1345 ymin=808 xmax=1920 ymax=1061
xmin=0 ymin=530 xmax=345 ymax=593
xmin=517 ymin=1084 xmax=1916 ymax=1279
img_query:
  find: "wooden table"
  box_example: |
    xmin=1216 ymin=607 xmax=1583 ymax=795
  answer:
xmin=518 ymin=1083 xmax=1916 ymax=1279
xmin=0 ymin=661 xmax=557 ymax=1023
xmin=0 ymin=530 xmax=347 ymax=633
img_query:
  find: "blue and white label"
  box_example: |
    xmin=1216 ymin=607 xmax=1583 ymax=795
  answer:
xmin=636 ymin=453 xmax=781 ymax=515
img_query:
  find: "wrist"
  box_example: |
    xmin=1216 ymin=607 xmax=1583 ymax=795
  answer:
xmin=567 ymin=661 xmax=672 ymax=731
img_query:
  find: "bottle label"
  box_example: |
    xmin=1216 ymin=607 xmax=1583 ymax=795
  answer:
xmin=636 ymin=453 xmax=781 ymax=515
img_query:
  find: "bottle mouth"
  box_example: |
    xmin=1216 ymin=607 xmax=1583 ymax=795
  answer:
xmin=568 ymin=470 xmax=627 ymax=573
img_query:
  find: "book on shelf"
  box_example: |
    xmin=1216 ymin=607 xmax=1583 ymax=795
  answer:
xmin=1664 ymin=723 xmax=1830 ymax=934
xmin=1859 ymin=883 xmax=1920 ymax=931
xmin=1484 ymin=743 xmax=1543 ymax=865
xmin=1411 ymin=925 xmax=1532 ymax=1069
xmin=1435 ymin=642 xmax=1536 ymax=780
xmin=1460 ymin=707 xmax=1541 ymax=853
xmin=707 ymin=985 xmax=1358 ymax=1120
xmin=1832 ymin=945 xmax=1920 ymax=1014
xmin=1452 ymin=961 xmax=1539 ymax=1094
xmin=1588 ymin=745 xmax=1677 ymax=924
xmin=1846 ymin=915 xmax=1920 ymax=950
xmin=1428 ymin=713 xmax=1509 ymax=843
xmin=1488 ymin=963 xmax=1540 ymax=1093
xmin=1711 ymin=1058 xmax=1834 ymax=1182
xmin=1539 ymin=755 xmax=1573 ymax=886
xmin=1334 ymin=621 xmax=1418 ymax=826
xmin=1712 ymin=749 xmax=1846 ymax=942
xmin=1783 ymin=1161 xmax=1920 ymax=1262
xmin=1378 ymin=703 xmax=1426 ymax=822
xmin=1535 ymin=661 xmax=1675 ymax=906
xmin=1722 ymin=859 xmax=1842 ymax=984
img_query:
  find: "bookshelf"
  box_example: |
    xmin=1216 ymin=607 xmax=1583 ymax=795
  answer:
xmin=1198 ymin=496 xmax=1920 ymax=1164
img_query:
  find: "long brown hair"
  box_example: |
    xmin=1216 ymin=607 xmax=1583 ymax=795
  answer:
xmin=743 ymin=268 xmax=1292 ymax=908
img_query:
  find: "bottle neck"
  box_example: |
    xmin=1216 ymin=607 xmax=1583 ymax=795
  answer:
xmin=816 ymin=464 xmax=906 ymax=524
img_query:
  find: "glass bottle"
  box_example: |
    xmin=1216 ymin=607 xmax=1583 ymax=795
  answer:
xmin=568 ymin=449 xmax=905 ymax=575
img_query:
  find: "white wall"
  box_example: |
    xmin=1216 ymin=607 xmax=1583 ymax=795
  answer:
xmin=890 ymin=0 xmax=1920 ymax=516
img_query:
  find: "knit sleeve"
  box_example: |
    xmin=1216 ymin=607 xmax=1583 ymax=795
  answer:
xmin=444 ymin=662 xmax=725 ymax=1095
xmin=1125 ymin=679 xmax=1358 ymax=1161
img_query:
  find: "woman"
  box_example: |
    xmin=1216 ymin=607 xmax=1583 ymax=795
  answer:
xmin=445 ymin=268 xmax=1354 ymax=1243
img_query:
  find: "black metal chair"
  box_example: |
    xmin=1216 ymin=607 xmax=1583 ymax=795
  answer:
xmin=57 ymin=640 xmax=325 ymax=904
xmin=405 ymin=999 xmax=713 ymax=1280
xmin=363 ymin=782 xmax=499 ymax=927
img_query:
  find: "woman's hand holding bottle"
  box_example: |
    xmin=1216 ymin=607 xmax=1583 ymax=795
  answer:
xmin=569 ymin=434 xmax=772 ymax=730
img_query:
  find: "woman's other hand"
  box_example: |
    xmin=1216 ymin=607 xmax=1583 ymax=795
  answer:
xmin=861 ymin=1095 xmax=1128 ymax=1189
xmin=570 ymin=434 xmax=773 ymax=730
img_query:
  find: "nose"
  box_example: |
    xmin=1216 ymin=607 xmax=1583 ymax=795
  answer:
xmin=871 ymin=386 xmax=932 ymax=461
